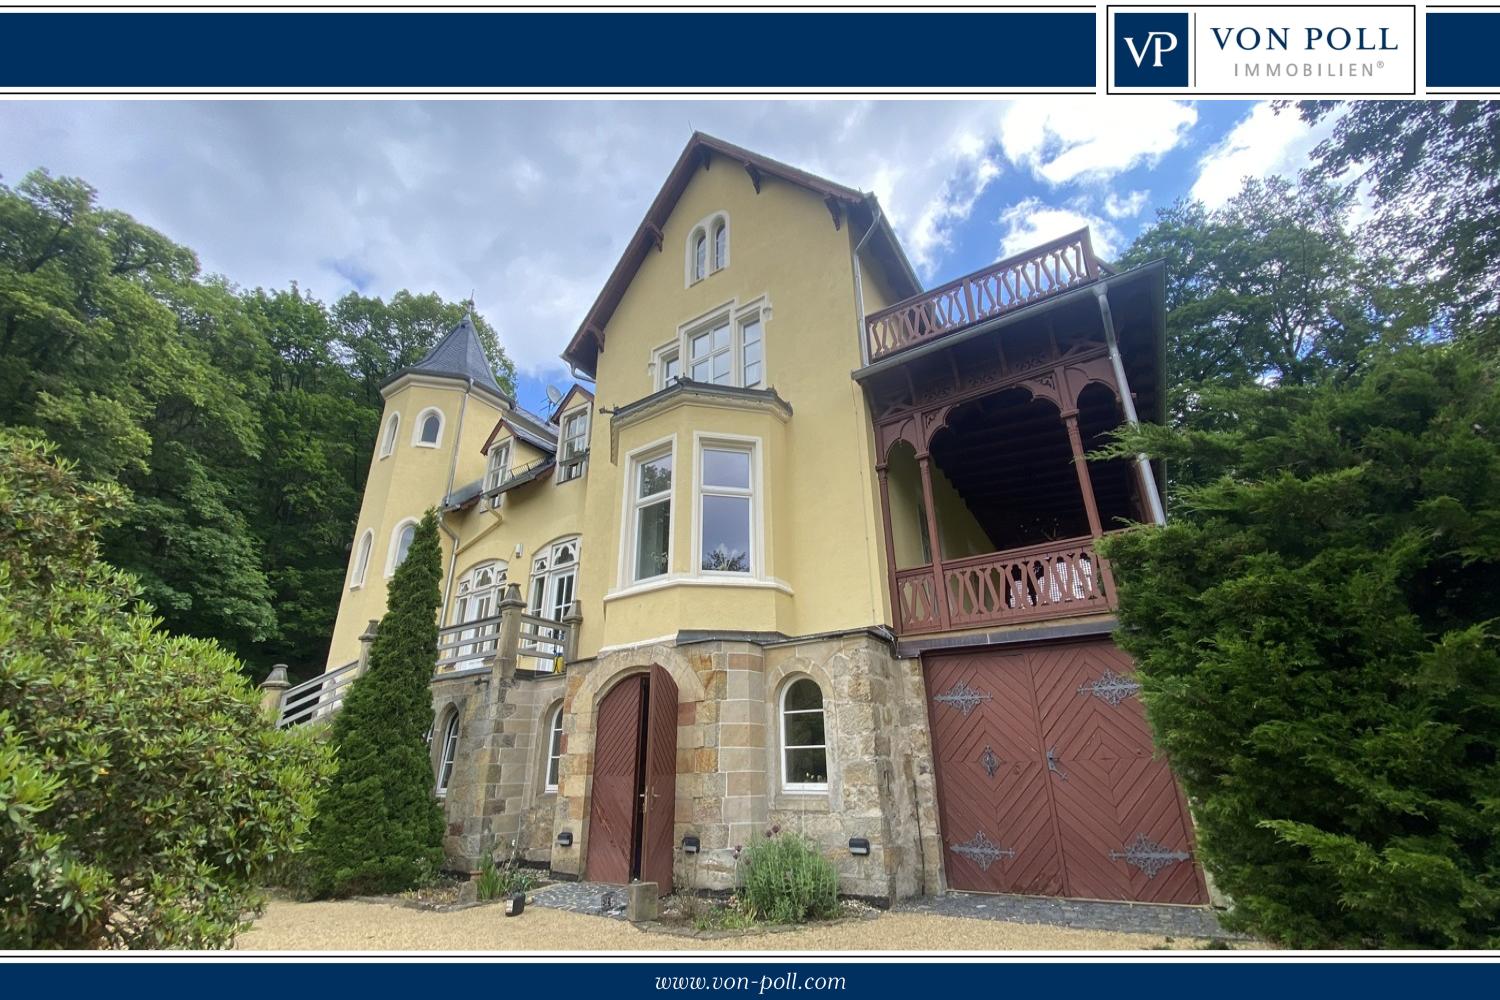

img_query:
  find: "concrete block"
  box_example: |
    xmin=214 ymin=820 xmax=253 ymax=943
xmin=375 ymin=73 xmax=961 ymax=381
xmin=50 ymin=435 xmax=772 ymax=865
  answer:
xmin=627 ymin=882 xmax=659 ymax=923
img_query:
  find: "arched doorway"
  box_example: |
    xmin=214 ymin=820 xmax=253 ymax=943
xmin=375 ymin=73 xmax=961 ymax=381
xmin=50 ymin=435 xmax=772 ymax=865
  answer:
xmin=584 ymin=665 xmax=679 ymax=891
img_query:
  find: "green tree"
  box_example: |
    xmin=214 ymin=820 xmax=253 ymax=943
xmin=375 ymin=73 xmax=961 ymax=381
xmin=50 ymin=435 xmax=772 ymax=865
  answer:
xmin=1297 ymin=100 xmax=1500 ymax=335
xmin=0 ymin=430 xmax=331 ymax=948
xmin=1097 ymin=344 xmax=1500 ymax=947
xmin=1120 ymin=177 xmax=1417 ymax=414
xmin=307 ymin=510 xmax=446 ymax=898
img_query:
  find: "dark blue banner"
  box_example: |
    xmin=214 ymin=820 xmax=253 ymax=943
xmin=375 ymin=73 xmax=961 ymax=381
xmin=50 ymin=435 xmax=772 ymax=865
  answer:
xmin=0 ymin=12 xmax=1096 ymax=89
xmin=1427 ymin=11 xmax=1500 ymax=88
xmin=6 ymin=961 xmax=1500 ymax=995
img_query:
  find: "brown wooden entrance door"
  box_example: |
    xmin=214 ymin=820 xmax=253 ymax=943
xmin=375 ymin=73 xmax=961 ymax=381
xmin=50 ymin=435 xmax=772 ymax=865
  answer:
xmin=584 ymin=667 xmax=679 ymax=891
xmin=925 ymin=640 xmax=1206 ymax=904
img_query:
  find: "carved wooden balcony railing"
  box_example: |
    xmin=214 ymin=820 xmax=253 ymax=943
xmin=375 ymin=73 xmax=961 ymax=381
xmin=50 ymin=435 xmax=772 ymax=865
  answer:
xmin=894 ymin=535 xmax=1117 ymax=636
xmin=436 ymin=611 xmax=571 ymax=673
xmin=865 ymin=229 xmax=1101 ymax=363
xmin=276 ymin=659 xmax=360 ymax=728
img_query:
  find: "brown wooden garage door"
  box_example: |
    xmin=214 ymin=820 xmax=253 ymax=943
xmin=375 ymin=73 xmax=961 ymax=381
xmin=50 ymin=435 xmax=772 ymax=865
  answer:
xmin=925 ymin=639 xmax=1207 ymax=904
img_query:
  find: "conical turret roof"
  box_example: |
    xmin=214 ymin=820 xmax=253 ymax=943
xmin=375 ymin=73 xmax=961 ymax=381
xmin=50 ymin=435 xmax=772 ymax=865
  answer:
xmin=382 ymin=314 xmax=511 ymax=403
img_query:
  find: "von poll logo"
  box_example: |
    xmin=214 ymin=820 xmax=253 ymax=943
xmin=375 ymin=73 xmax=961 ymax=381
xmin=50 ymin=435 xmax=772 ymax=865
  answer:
xmin=1110 ymin=6 xmax=1416 ymax=95
xmin=1114 ymin=12 xmax=1190 ymax=87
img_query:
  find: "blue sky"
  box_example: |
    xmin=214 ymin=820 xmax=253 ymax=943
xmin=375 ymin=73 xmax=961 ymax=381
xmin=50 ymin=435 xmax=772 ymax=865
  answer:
xmin=0 ymin=99 xmax=1336 ymax=419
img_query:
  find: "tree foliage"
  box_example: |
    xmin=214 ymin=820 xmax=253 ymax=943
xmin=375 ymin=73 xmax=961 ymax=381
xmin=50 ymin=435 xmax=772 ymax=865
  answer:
xmin=1099 ymin=345 xmax=1500 ymax=947
xmin=306 ymin=510 xmax=446 ymax=898
xmin=0 ymin=169 xmax=515 ymax=679
xmin=1297 ymin=100 xmax=1500 ymax=337
xmin=0 ymin=430 xmax=332 ymax=948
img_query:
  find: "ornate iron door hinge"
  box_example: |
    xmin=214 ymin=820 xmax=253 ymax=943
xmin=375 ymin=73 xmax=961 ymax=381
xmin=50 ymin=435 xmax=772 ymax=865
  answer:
xmin=948 ymin=831 xmax=1017 ymax=871
xmin=1109 ymin=834 xmax=1191 ymax=878
xmin=933 ymin=679 xmax=991 ymax=717
xmin=1077 ymin=668 xmax=1142 ymax=706
xmin=1046 ymin=746 xmax=1067 ymax=781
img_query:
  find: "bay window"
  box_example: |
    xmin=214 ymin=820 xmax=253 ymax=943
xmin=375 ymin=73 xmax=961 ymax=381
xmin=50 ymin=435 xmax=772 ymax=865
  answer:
xmin=699 ymin=445 xmax=753 ymax=574
xmin=630 ymin=449 xmax=673 ymax=582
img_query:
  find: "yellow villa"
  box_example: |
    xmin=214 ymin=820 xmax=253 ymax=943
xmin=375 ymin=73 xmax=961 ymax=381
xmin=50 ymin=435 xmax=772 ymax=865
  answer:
xmin=285 ymin=133 xmax=1204 ymax=905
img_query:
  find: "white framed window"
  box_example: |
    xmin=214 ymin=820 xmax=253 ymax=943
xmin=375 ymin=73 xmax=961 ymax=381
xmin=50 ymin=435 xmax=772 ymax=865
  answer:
xmin=544 ymin=705 xmax=564 ymax=792
xmin=449 ymin=561 xmax=506 ymax=667
xmin=627 ymin=445 xmax=674 ymax=583
xmin=412 ymin=407 xmax=444 ymax=448
xmin=386 ymin=518 xmax=418 ymax=577
xmin=484 ymin=441 xmax=511 ymax=509
xmin=713 ymin=219 xmax=728 ymax=271
xmin=350 ymin=529 xmax=374 ymax=589
xmin=780 ymin=678 xmax=828 ymax=793
xmin=379 ymin=413 xmax=400 ymax=458
xmin=667 ymin=298 xmax=767 ymax=390
xmin=687 ymin=317 xmax=733 ymax=385
xmin=685 ymin=213 xmax=728 ymax=286
xmin=652 ymin=341 xmax=682 ymax=392
xmin=527 ymin=537 xmax=580 ymax=623
xmin=436 ymin=711 xmax=460 ymax=794
xmin=697 ymin=442 xmax=754 ymax=575
xmin=557 ymin=409 xmax=589 ymax=483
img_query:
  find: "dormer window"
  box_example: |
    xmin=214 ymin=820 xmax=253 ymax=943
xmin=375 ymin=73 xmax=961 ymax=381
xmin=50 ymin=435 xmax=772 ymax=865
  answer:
xmin=484 ymin=441 xmax=511 ymax=509
xmin=557 ymin=409 xmax=589 ymax=483
xmin=685 ymin=213 xmax=729 ymax=286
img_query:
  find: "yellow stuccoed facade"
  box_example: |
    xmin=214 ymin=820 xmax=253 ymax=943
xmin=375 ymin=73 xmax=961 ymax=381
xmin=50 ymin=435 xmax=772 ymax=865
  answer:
xmin=318 ymin=136 xmax=950 ymax=901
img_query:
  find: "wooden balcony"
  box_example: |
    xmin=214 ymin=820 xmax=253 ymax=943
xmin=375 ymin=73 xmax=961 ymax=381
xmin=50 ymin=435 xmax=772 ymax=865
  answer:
xmin=893 ymin=534 xmax=1117 ymax=636
xmin=865 ymin=229 xmax=1101 ymax=363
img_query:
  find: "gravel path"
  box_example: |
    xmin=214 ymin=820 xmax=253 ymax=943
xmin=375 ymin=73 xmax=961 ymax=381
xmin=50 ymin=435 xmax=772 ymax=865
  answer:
xmin=235 ymin=899 xmax=1220 ymax=951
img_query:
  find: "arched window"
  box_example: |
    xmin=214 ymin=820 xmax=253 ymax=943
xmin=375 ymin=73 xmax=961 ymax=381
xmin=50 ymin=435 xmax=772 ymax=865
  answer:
xmin=350 ymin=529 xmax=374 ymax=588
xmin=713 ymin=219 xmax=728 ymax=271
xmin=544 ymin=704 xmax=564 ymax=792
xmin=780 ymin=678 xmax=828 ymax=792
xmin=436 ymin=712 xmax=460 ymax=794
xmin=413 ymin=407 xmax=444 ymax=447
xmin=692 ymin=230 xmax=707 ymax=282
xmin=387 ymin=519 xmax=417 ymax=576
xmin=449 ymin=561 xmax=507 ymax=669
xmin=379 ymin=413 xmax=400 ymax=458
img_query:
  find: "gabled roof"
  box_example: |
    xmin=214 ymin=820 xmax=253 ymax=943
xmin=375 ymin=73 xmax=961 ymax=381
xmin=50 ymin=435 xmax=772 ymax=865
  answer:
xmin=561 ymin=132 xmax=923 ymax=377
xmin=482 ymin=408 xmax=558 ymax=456
xmin=382 ymin=314 xmax=511 ymax=404
xmin=550 ymin=384 xmax=595 ymax=422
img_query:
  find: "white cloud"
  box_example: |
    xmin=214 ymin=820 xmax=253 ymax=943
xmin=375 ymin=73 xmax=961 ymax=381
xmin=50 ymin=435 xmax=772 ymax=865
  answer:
xmin=999 ymin=98 xmax=1196 ymax=186
xmin=0 ymin=100 xmax=1036 ymax=372
xmin=1190 ymin=101 xmax=1338 ymax=209
xmin=996 ymin=198 xmax=1123 ymax=261
xmin=1103 ymin=189 xmax=1149 ymax=220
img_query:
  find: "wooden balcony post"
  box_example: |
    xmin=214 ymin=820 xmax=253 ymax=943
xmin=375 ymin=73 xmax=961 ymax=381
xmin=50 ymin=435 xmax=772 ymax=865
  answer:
xmin=1063 ymin=411 xmax=1104 ymax=539
xmin=876 ymin=464 xmax=901 ymax=630
xmin=916 ymin=454 xmax=951 ymax=630
xmin=493 ymin=583 xmax=524 ymax=683
xmin=259 ymin=664 xmax=290 ymax=721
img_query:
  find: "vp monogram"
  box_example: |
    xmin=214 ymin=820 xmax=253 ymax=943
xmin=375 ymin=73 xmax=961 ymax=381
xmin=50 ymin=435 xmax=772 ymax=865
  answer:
xmin=1124 ymin=30 xmax=1180 ymax=68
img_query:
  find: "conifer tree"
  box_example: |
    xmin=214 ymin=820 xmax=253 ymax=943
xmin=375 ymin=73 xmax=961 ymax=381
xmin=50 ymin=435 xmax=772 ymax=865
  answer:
xmin=308 ymin=510 xmax=446 ymax=897
xmin=1098 ymin=344 xmax=1500 ymax=948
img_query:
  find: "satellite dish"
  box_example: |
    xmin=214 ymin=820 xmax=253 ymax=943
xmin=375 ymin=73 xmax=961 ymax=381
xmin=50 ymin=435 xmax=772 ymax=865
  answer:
xmin=545 ymin=385 xmax=563 ymax=405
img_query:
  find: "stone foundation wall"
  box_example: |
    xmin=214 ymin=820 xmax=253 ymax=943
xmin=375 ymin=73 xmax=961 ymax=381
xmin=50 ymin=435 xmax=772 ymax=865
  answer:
xmin=547 ymin=632 xmax=942 ymax=901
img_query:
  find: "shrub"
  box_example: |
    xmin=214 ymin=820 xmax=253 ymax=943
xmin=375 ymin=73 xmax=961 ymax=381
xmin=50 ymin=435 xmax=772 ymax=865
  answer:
xmin=0 ymin=430 xmax=332 ymax=948
xmin=1099 ymin=345 xmax=1500 ymax=948
xmin=306 ymin=510 xmax=446 ymax=898
xmin=738 ymin=831 xmax=839 ymax=924
xmin=474 ymin=855 xmax=540 ymax=902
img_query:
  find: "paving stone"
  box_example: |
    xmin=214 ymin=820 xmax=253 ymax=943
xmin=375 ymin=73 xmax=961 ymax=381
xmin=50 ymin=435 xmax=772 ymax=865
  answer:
xmin=896 ymin=892 xmax=1238 ymax=939
xmin=530 ymin=880 xmax=629 ymax=920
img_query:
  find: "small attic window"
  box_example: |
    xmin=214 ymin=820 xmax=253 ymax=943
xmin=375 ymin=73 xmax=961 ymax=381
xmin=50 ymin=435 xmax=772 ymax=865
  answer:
xmin=685 ymin=213 xmax=729 ymax=286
